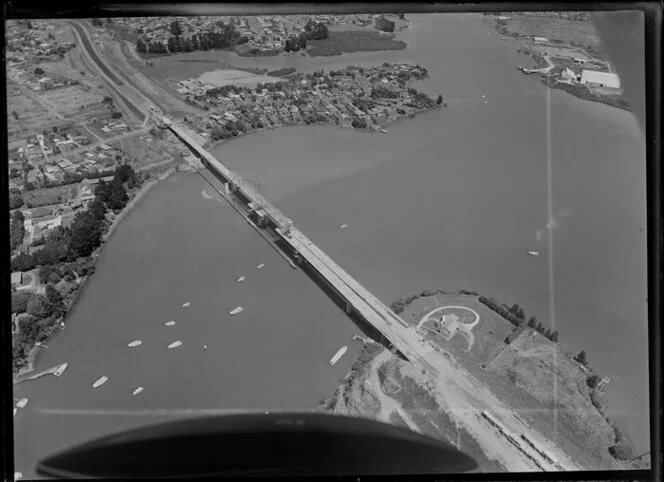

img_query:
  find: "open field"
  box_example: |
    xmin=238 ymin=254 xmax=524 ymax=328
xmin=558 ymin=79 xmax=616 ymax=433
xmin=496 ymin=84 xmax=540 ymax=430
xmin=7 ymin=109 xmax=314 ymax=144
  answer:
xmin=403 ymin=293 xmax=514 ymax=367
xmin=306 ymin=30 xmax=407 ymax=57
xmin=23 ymin=184 xmax=79 ymax=208
xmin=109 ymin=129 xmax=190 ymax=169
xmin=38 ymin=84 xmax=108 ymax=119
xmin=197 ymin=69 xmax=278 ymax=88
xmin=6 ymin=90 xmax=60 ymax=142
xmin=497 ymin=14 xmax=608 ymax=61
xmin=398 ymin=292 xmax=625 ymax=470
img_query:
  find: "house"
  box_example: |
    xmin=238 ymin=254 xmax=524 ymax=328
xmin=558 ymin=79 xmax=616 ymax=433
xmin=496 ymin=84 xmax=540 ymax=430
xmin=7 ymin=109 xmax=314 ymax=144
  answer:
xmin=580 ymin=70 xmax=621 ymax=89
xmin=561 ymin=68 xmax=578 ymax=82
xmin=573 ymin=58 xmax=587 ymax=65
xmin=11 ymin=272 xmax=22 ymax=286
xmin=533 ymin=37 xmax=548 ymax=43
xmin=438 ymin=313 xmax=460 ymax=340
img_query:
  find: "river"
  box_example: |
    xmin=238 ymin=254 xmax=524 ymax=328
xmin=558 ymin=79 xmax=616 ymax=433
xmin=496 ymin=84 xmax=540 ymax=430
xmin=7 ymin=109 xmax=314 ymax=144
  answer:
xmin=14 ymin=13 xmax=648 ymax=476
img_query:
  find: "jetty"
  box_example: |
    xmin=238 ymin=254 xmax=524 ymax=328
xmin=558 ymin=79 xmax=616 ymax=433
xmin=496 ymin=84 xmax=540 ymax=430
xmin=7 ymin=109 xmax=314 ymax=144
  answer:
xmin=14 ymin=362 xmax=68 ymax=385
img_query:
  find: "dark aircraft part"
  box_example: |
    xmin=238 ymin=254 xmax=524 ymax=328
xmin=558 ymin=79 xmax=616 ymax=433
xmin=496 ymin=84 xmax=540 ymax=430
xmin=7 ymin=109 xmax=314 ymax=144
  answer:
xmin=37 ymin=412 xmax=477 ymax=478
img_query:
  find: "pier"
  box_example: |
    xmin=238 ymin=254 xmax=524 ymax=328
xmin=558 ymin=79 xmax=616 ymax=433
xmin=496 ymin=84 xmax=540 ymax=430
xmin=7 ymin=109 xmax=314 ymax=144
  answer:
xmin=14 ymin=363 xmax=67 ymax=385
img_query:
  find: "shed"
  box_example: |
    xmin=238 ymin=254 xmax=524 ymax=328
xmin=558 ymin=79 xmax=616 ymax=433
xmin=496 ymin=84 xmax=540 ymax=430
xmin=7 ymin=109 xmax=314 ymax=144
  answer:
xmin=580 ymin=70 xmax=621 ymax=88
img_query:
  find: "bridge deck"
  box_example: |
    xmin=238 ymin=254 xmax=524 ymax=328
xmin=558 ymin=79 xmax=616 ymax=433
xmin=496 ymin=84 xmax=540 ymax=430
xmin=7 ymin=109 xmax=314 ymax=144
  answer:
xmin=165 ymin=118 xmax=435 ymax=374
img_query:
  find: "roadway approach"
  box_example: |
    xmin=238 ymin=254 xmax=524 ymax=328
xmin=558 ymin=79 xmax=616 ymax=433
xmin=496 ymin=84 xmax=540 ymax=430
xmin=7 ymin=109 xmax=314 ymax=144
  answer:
xmin=158 ymin=115 xmax=438 ymax=376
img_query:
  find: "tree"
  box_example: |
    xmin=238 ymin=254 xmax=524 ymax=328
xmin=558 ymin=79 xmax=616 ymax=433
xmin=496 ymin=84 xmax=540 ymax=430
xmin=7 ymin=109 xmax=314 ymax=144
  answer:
xmin=436 ymin=94 xmax=443 ymax=105
xmin=575 ymin=350 xmax=588 ymax=366
xmin=69 ymin=211 xmax=104 ymax=258
xmin=516 ymin=307 xmax=525 ymax=320
xmin=102 ymin=96 xmax=113 ymax=104
xmin=550 ymin=330 xmax=559 ymax=343
xmin=34 ymin=67 xmax=44 ymax=76
xmin=45 ymin=284 xmax=64 ymax=315
xmin=11 ymin=291 xmax=32 ymax=314
xmin=535 ymin=322 xmax=544 ymax=333
xmin=89 ymin=198 xmax=106 ymax=220
xmin=11 ymin=253 xmax=36 ymax=272
xmin=527 ymin=316 xmax=537 ymax=328
xmin=587 ymin=374 xmax=601 ymax=389
xmin=91 ymin=18 xmax=104 ymax=27
xmin=544 ymin=328 xmax=552 ymax=339
xmin=170 ymin=20 xmax=182 ymax=36
xmin=39 ymin=265 xmax=60 ymax=284
xmin=26 ymin=294 xmax=52 ymax=319
xmin=12 ymin=110 xmax=19 ymax=120
xmin=136 ymin=39 xmax=147 ymax=53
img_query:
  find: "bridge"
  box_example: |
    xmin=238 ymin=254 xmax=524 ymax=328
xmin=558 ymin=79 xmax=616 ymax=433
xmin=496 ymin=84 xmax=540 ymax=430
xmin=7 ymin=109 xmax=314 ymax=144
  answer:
xmin=160 ymin=115 xmax=436 ymax=374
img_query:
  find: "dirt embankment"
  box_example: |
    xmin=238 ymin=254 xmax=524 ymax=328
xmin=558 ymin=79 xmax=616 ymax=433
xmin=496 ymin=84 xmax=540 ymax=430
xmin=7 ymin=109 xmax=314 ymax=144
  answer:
xmin=318 ymin=342 xmax=505 ymax=472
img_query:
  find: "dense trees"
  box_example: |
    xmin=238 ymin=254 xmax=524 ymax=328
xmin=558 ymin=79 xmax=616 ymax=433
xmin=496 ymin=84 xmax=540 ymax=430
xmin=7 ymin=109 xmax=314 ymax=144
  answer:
xmin=140 ymin=21 xmax=242 ymax=55
xmin=375 ymin=15 xmax=396 ymax=33
xmin=351 ymin=118 xmax=368 ymax=129
xmin=69 ymin=211 xmax=105 ymax=258
xmin=304 ymin=20 xmax=329 ymax=40
xmin=370 ymin=85 xmax=400 ymax=99
xmin=527 ymin=316 xmax=537 ymax=328
xmin=10 ymin=210 xmax=25 ymax=251
xmin=34 ymin=67 xmax=44 ymax=76
xmin=170 ymin=20 xmax=182 ymax=36
xmin=575 ymin=350 xmax=588 ymax=366
xmin=91 ymin=18 xmax=104 ymax=27
xmin=11 ymin=291 xmax=32 ymax=314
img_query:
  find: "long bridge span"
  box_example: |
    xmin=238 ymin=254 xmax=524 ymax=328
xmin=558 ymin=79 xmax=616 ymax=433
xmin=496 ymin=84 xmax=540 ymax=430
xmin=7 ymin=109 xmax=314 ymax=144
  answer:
xmin=161 ymin=115 xmax=435 ymax=374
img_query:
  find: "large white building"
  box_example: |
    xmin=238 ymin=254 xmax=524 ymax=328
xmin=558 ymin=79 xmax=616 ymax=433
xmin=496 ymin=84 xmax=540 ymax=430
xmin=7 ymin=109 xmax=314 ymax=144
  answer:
xmin=580 ymin=70 xmax=621 ymax=89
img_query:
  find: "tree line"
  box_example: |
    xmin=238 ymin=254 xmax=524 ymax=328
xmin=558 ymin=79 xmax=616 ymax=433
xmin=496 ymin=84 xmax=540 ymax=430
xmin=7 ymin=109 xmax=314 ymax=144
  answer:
xmin=478 ymin=296 xmax=560 ymax=343
xmin=136 ymin=20 xmax=244 ymax=55
xmin=375 ymin=15 xmax=396 ymax=33
xmin=284 ymin=20 xmax=329 ymax=52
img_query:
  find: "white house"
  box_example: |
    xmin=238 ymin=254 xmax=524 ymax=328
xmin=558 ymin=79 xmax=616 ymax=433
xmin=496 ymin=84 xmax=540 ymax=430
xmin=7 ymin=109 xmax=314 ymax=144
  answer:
xmin=561 ymin=68 xmax=578 ymax=82
xmin=580 ymin=70 xmax=621 ymax=89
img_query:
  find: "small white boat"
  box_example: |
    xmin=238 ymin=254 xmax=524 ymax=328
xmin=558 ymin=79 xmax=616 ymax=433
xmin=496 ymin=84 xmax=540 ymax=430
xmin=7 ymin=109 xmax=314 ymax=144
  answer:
xmin=256 ymin=263 xmax=265 ymax=269
xmin=15 ymin=472 xmax=22 ymax=481
xmin=16 ymin=398 xmax=28 ymax=409
xmin=339 ymin=224 xmax=349 ymax=229
xmin=60 ymin=322 xmax=65 ymax=329
xmin=13 ymin=408 xmax=18 ymax=417
xmin=378 ymin=127 xmax=387 ymax=134
xmin=528 ymin=251 xmax=540 ymax=256
xmin=132 ymin=387 xmax=144 ymax=396
xmin=501 ymin=37 xmax=510 ymax=40
xmin=54 ymin=363 xmax=68 ymax=377
xmin=168 ymin=341 xmax=183 ymax=349
xmin=329 ymin=345 xmax=348 ymax=366
xmin=128 ymin=340 xmax=142 ymax=348
xmin=230 ymin=306 xmax=244 ymax=316
xmin=237 ymin=276 xmax=246 ymax=283
xmin=481 ymin=94 xmax=486 ymax=98
xmin=203 ymin=345 xmax=208 ymax=350
xmin=93 ymin=376 xmax=108 ymax=388
xmin=182 ymin=302 xmax=191 ymax=308
xmin=165 ymin=321 xmax=176 ymax=326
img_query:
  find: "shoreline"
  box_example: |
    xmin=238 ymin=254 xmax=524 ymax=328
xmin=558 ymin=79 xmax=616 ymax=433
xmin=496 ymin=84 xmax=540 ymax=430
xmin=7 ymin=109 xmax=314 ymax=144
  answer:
xmin=12 ymin=163 xmax=184 ymax=382
xmin=491 ymin=16 xmax=631 ymax=112
xmin=321 ymin=289 xmax=646 ymax=470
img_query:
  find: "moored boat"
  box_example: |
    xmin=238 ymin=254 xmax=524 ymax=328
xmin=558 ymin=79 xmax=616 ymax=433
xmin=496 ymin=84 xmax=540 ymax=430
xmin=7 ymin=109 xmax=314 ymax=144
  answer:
xmin=53 ymin=363 xmax=68 ymax=377
xmin=128 ymin=340 xmax=142 ymax=348
xmin=165 ymin=321 xmax=176 ymax=326
xmin=93 ymin=376 xmax=108 ymax=388
xmin=528 ymin=251 xmax=540 ymax=256
xmin=230 ymin=306 xmax=244 ymax=316
xmin=339 ymin=224 xmax=349 ymax=229
xmin=329 ymin=346 xmax=348 ymax=366
xmin=237 ymin=276 xmax=246 ymax=282
xmin=182 ymin=302 xmax=191 ymax=308
xmin=168 ymin=341 xmax=183 ymax=349
xmin=257 ymin=263 xmax=265 ymax=269
xmin=132 ymin=387 xmax=144 ymax=396
xmin=16 ymin=398 xmax=28 ymax=408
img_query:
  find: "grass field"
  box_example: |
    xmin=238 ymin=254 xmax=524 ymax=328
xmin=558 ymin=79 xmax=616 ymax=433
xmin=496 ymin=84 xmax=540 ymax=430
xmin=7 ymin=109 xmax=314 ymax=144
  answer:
xmin=398 ymin=292 xmax=625 ymax=470
xmin=23 ymin=184 xmax=79 ymax=208
xmin=497 ymin=14 xmax=608 ymax=61
xmin=39 ymin=84 xmax=108 ymax=119
xmin=306 ymin=30 xmax=407 ymax=57
xmin=7 ymin=90 xmax=60 ymax=143
xmin=402 ymin=293 xmax=514 ymax=367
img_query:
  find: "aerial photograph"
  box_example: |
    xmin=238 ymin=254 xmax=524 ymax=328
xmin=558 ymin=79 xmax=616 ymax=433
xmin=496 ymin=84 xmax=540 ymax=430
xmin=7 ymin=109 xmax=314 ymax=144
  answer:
xmin=8 ymin=9 xmax=650 ymax=478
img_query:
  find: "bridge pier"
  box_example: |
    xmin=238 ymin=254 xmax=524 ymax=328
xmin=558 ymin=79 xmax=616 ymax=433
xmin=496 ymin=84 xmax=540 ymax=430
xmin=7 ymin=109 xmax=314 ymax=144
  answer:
xmin=294 ymin=253 xmax=303 ymax=265
xmin=345 ymin=299 xmax=352 ymax=314
xmin=224 ymin=183 xmax=230 ymax=196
